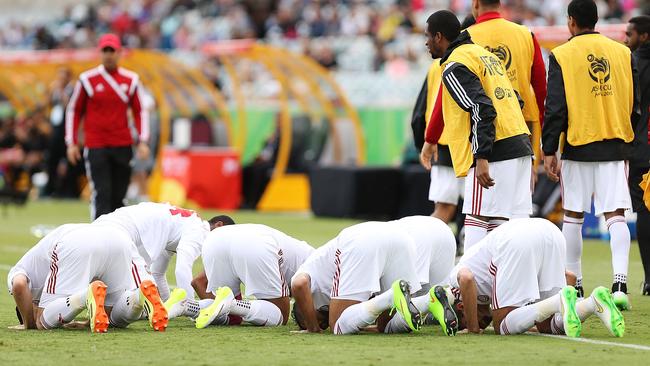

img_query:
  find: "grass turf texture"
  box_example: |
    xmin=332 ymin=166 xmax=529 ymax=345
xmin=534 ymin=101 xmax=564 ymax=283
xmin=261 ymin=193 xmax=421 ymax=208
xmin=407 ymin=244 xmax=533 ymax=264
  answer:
xmin=0 ymin=200 xmax=648 ymax=365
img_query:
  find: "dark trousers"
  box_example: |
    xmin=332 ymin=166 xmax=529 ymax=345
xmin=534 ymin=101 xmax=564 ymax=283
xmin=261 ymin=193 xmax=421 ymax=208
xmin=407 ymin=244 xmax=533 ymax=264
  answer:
xmin=629 ymin=165 xmax=650 ymax=282
xmin=84 ymin=146 xmax=133 ymax=221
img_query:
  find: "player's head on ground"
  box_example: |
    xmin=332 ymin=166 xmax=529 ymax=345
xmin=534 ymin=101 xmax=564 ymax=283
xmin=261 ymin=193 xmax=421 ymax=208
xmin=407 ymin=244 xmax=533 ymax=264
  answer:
xmin=98 ymin=33 xmax=122 ymax=71
xmin=208 ymin=215 xmax=235 ymax=230
xmin=471 ymin=0 xmax=501 ymax=18
xmin=292 ymin=305 xmax=329 ymax=331
xmin=425 ymin=10 xmax=461 ymax=59
xmin=452 ymin=299 xmax=493 ymax=331
xmin=567 ymin=0 xmax=598 ymax=35
xmin=626 ymin=15 xmax=650 ymax=51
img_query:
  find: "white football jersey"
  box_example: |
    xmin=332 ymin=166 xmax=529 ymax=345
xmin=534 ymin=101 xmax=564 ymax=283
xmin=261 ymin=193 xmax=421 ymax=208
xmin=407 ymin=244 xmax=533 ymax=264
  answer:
xmin=223 ymin=224 xmax=315 ymax=284
xmin=448 ymin=241 xmax=494 ymax=305
xmin=94 ymin=202 xmax=208 ymax=263
xmin=293 ymin=239 xmax=337 ymax=309
xmin=7 ymin=224 xmax=86 ymax=301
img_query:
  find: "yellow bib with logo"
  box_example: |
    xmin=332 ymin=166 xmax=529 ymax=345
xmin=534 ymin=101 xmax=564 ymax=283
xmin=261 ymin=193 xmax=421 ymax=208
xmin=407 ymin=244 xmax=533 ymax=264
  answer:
xmin=468 ymin=18 xmax=539 ymax=123
xmin=552 ymin=33 xmax=634 ymax=146
xmin=424 ymin=59 xmax=450 ymax=145
xmin=441 ymin=43 xmax=530 ymax=177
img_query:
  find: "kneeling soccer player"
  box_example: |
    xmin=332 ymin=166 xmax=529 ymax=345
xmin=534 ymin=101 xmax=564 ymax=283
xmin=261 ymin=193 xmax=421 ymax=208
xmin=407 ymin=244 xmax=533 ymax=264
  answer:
xmin=450 ymin=218 xmax=625 ymax=337
xmin=9 ymin=224 xmax=168 ymax=332
xmin=291 ymin=221 xmax=457 ymax=335
xmin=193 ymin=224 xmax=314 ymax=328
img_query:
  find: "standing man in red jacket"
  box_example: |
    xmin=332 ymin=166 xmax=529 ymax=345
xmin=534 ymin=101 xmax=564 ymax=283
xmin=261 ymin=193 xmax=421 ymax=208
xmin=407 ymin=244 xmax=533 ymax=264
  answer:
xmin=66 ymin=34 xmax=150 ymax=220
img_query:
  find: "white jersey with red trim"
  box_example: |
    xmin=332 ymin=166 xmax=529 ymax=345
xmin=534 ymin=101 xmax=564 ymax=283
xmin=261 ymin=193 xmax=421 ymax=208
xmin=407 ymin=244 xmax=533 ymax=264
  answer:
xmin=448 ymin=241 xmax=494 ymax=305
xmin=293 ymin=239 xmax=338 ymax=309
xmin=94 ymin=202 xmax=208 ymax=298
xmin=7 ymin=224 xmax=86 ymax=302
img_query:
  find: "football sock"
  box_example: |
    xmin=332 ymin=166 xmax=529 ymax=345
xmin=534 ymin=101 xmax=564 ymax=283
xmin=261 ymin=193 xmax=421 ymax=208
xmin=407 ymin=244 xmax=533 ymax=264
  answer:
xmin=199 ymin=299 xmax=214 ymax=308
xmin=550 ymin=313 xmax=564 ymax=335
xmin=607 ymin=216 xmax=630 ymax=284
xmin=40 ymin=289 xmax=87 ymax=329
xmin=487 ymin=219 xmax=507 ymax=233
xmin=183 ymin=299 xmax=200 ymax=318
xmin=636 ymin=209 xmax=650 ymax=282
xmin=364 ymin=288 xmax=395 ymax=316
xmin=333 ymin=302 xmax=376 ymax=335
xmin=499 ymin=294 xmax=560 ymax=335
xmin=110 ymin=290 xmax=143 ymax=328
xmin=464 ymin=217 xmax=488 ymax=250
xmin=576 ymin=296 xmax=596 ymax=322
xmin=384 ymin=313 xmax=412 ymax=334
xmin=412 ymin=293 xmax=431 ymax=314
xmin=228 ymin=300 xmax=282 ymax=326
xmin=562 ymin=215 xmax=584 ymax=282
xmin=152 ymin=273 xmax=170 ymax=301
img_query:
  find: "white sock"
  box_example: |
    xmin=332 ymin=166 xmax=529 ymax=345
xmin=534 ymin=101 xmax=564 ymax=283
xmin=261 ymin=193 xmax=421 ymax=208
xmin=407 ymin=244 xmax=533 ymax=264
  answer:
xmin=384 ymin=313 xmax=412 ymax=334
xmin=576 ymin=296 xmax=596 ymax=322
xmin=152 ymin=273 xmax=170 ymax=301
xmin=40 ymin=290 xmax=86 ymax=329
xmin=607 ymin=216 xmax=630 ymax=281
xmin=412 ymin=293 xmax=430 ymax=315
xmin=199 ymin=299 xmax=214 ymax=308
xmin=363 ymin=288 xmax=394 ymax=317
xmin=499 ymin=294 xmax=560 ymax=335
xmin=333 ymin=302 xmax=377 ymax=335
xmin=183 ymin=299 xmax=201 ymax=318
xmin=228 ymin=300 xmax=282 ymax=326
xmin=562 ymin=216 xmax=584 ymax=282
xmin=464 ymin=217 xmax=488 ymax=250
xmin=487 ymin=219 xmax=507 ymax=233
xmin=109 ymin=290 xmax=143 ymax=328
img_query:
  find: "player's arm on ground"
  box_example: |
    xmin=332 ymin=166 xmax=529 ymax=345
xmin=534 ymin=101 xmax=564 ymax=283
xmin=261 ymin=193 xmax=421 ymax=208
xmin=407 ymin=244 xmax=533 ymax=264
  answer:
xmin=442 ymin=63 xmax=497 ymax=159
xmin=11 ymin=274 xmax=36 ymax=329
xmin=175 ymin=227 xmax=205 ymax=299
xmin=530 ymin=33 xmax=547 ymax=126
xmin=457 ymin=267 xmax=481 ymax=333
xmin=150 ymin=250 xmax=172 ymax=301
xmin=291 ymin=273 xmax=321 ymax=333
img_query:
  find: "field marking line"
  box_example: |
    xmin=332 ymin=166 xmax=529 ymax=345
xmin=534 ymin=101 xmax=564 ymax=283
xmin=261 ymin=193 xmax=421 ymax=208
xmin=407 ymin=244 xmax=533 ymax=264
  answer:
xmin=529 ymin=332 xmax=650 ymax=351
xmin=0 ymin=264 xmax=12 ymax=271
xmin=2 ymin=246 xmax=28 ymax=253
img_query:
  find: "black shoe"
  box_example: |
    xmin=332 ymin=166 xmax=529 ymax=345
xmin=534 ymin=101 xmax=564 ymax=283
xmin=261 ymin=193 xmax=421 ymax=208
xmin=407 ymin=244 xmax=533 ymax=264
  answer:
xmin=612 ymin=282 xmax=628 ymax=294
xmin=574 ymin=285 xmax=584 ymax=298
xmin=642 ymin=282 xmax=650 ymax=296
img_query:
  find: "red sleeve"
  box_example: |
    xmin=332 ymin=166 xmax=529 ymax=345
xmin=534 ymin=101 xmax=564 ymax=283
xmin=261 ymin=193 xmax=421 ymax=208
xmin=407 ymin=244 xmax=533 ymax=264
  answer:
xmin=425 ymin=84 xmax=444 ymax=144
xmin=65 ymin=81 xmax=87 ymax=146
xmin=130 ymin=84 xmax=149 ymax=143
xmin=530 ymin=34 xmax=547 ymax=127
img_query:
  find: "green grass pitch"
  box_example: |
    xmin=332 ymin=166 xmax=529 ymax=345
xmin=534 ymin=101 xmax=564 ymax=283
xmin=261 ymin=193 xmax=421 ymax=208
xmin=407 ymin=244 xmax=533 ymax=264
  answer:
xmin=0 ymin=201 xmax=649 ymax=365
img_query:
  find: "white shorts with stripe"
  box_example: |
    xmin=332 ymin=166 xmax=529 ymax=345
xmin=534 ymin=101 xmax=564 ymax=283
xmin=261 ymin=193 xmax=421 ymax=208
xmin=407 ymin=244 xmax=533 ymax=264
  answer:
xmin=129 ymin=249 xmax=154 ymax=290
xmin=488 ymin=219 xmax=567 ymax=309
xmin=429 ymin=165 xmax=465 ymax=204
xmin=462 ymin=156 xmax=532 ymax=218
xmin=330 ymin=222 xmax=421 ymax=302
xmin=39 ymin=225 xmax=135 ymax=307
xmin=560 ymin=160 xmax=631 ymax=215
xmin=202 ymin=228 xmax=289 ymax=299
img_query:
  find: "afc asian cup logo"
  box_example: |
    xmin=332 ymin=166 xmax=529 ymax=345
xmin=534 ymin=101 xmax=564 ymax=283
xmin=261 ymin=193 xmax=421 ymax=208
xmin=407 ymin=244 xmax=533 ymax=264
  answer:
xmin=587 ymin=54 xmax=611 ymax=84
xmin=486 ymin=44 xmax=512 ymax=70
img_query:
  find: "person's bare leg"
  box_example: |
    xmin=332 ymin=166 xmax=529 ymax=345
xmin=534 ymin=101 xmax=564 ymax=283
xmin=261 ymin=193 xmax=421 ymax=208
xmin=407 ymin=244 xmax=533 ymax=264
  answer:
xmin=432 ymin=203 xmax=456 ymax=223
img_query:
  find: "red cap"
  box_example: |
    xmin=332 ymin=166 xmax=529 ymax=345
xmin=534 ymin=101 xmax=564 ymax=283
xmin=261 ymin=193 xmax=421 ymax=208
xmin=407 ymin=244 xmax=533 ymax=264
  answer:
xmin=98 ymin=33 xmax=121 ymax=51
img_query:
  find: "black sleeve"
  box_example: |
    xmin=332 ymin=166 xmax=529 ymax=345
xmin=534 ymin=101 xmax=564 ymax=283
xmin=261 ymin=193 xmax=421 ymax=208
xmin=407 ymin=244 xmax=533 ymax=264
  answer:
xmin=631 ymin=55 xmax=641 ymax=132
xmin=541 ymin=53 xmax=568 ymax=156
xmin=410 ymin=77 xmax=428 ymax=151
xmin=442 ymin=63 xmax=497 ymax=159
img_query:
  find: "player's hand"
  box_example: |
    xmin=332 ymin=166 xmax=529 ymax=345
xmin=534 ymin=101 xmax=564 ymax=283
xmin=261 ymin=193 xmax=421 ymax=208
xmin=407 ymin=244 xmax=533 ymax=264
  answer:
xmin=136 ymin=141 xmax=150 ymax=161
xmin=66 ymin=145 xmax=81 ymax=165
xmin=7 ymin=324 xmax=25 ymax=330
xmin=420 ymin=142 xmax=438 ymax=170
xmin=475 ymin=159 xmax=494 ymax=188
xmin=544 ymin=155 xmax=560 ymax=182
xmin=458 ymin=328 xmax=484 ymax=335
xmin=63 ymin=320 xmax=90 ymax=330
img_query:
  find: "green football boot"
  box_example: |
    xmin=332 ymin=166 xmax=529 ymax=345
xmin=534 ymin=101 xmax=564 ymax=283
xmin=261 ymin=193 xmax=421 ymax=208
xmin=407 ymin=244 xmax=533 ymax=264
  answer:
xmin=591 ymin=286 xmax=625 ymax=337
xmin=390 ymin=280 xmax=421 ymax=332
xmin=428 ymin=286 xmax=458 ymax=336
xmin=560 ymin=286 xmax=581 ymax=338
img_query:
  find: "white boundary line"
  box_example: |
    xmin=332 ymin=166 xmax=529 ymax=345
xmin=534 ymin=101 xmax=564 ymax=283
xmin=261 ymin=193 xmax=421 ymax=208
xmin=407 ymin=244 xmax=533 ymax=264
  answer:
xmin=0 ymin=264 xmax=11 ymax=271
xmin=529 ymin=332 xmax=650 ymax=351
